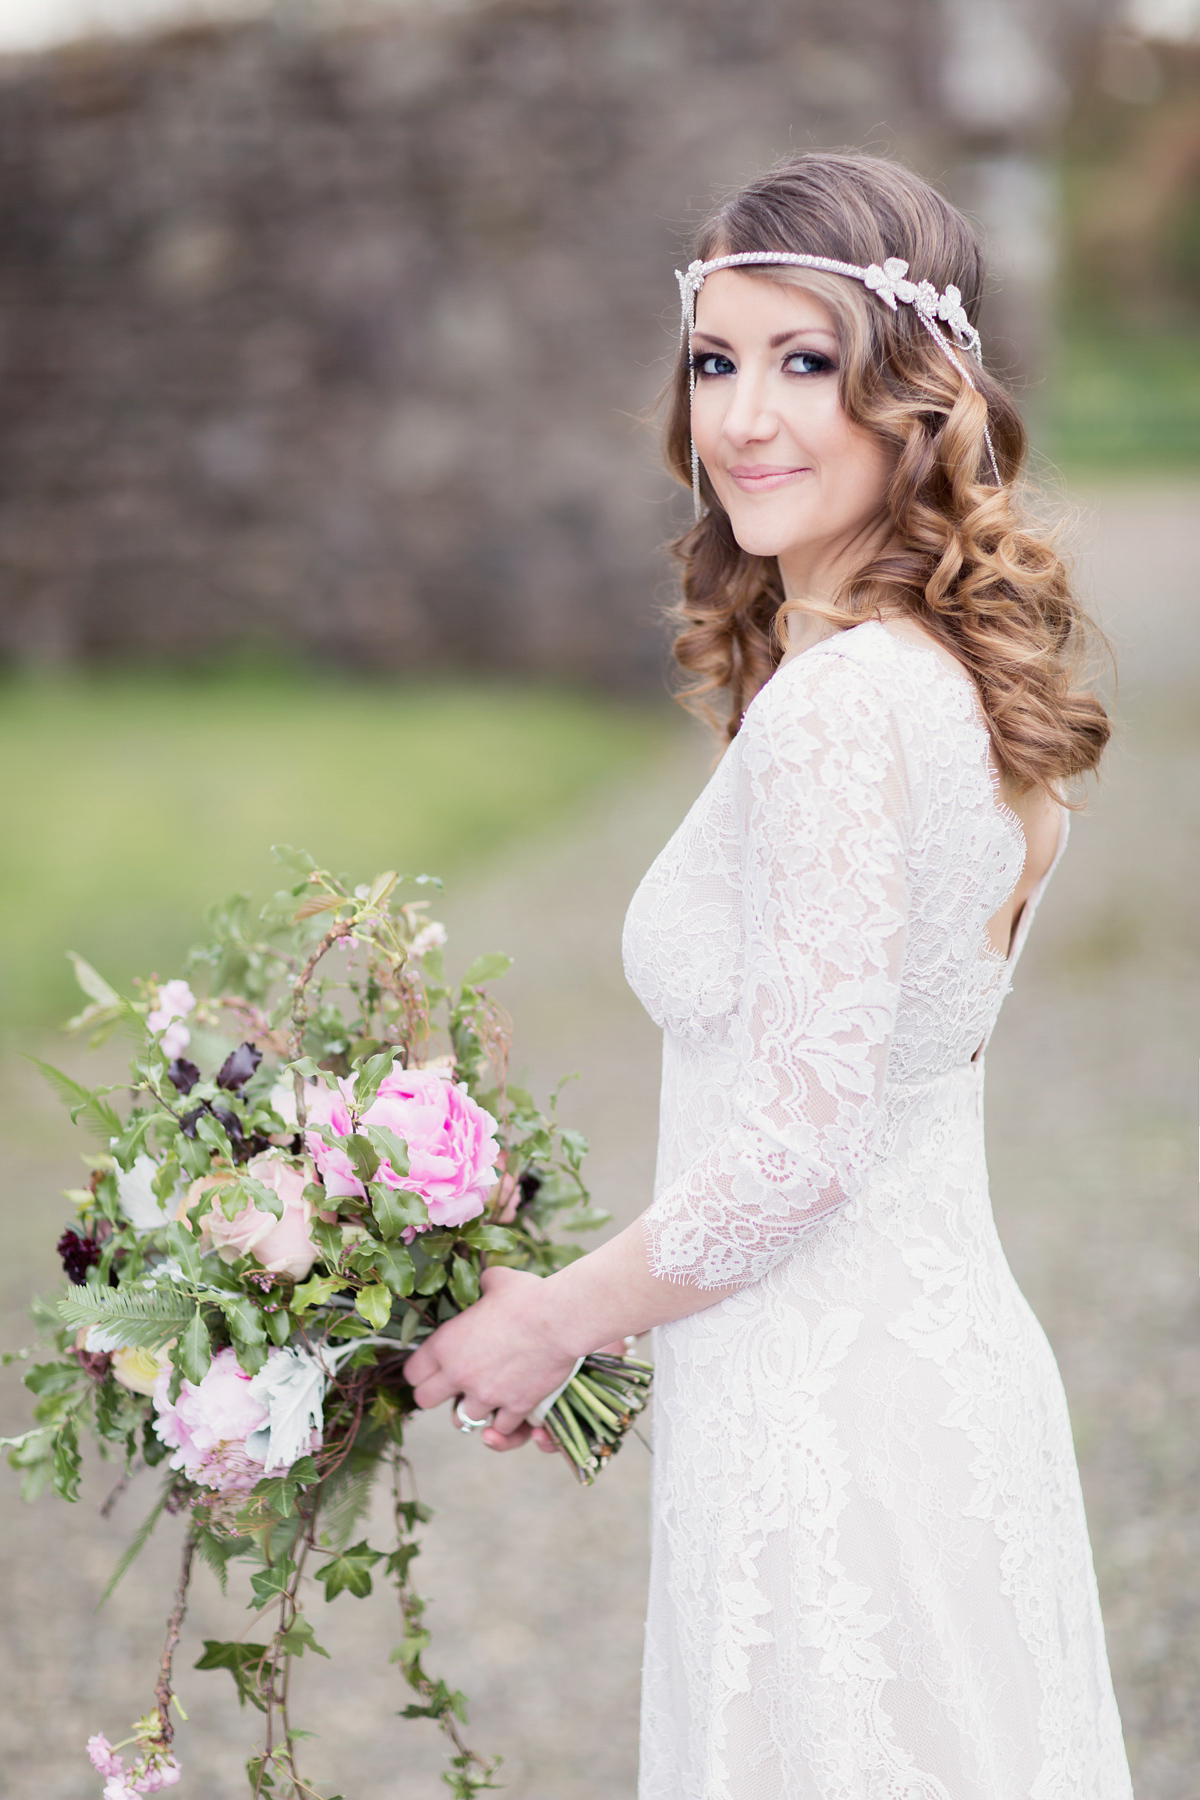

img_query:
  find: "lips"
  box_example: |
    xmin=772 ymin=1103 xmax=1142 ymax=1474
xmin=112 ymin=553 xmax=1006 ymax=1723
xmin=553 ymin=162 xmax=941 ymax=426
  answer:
xmin=727 ymin=464 xmax=811 ymax=492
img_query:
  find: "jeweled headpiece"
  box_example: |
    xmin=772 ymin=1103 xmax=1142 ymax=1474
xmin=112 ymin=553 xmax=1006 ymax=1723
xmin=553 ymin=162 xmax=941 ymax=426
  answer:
xmin=676 ymin=251 xmax=1000 ymax=518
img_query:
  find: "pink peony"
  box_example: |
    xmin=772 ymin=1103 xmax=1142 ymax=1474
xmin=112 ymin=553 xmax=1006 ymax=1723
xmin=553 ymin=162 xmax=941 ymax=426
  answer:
xmin=152 ymin=1347 xmax=270 ymax=1496
xmin=362 ymin=1069 xmax=500 ymax=1229
xmin=205 ymin=1155 xmax=319 ymax=1280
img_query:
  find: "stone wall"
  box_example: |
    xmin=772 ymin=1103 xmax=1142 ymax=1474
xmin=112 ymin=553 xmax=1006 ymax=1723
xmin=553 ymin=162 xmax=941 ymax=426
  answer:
xmin=0 ymin=0 xmax=1032 ymax=683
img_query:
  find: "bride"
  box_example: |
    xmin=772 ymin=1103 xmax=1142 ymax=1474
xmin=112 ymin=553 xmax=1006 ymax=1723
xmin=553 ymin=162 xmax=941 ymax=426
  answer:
xmin=405 ymin=152 xmax=1134 ymax=1798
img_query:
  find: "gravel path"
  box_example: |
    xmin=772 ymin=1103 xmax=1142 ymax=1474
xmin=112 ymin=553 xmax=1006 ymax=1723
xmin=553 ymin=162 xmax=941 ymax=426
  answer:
xmin=1 ymin=481 xmax=1196 ymax=1799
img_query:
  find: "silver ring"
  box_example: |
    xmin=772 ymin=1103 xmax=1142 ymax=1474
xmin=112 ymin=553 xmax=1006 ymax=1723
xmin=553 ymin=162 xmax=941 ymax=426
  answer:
xmin=455 ymin=1397 xmax=494 ymax=1434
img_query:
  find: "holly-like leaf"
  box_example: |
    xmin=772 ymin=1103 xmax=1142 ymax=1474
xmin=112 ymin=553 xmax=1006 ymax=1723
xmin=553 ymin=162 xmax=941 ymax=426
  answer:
xmin=354 ymin=1283 xmax=392 ymax=1330
xmin=363 ymin=1122 xmax=410 ymax=1177
xmin=353 ymin=1052 xmax=396 ymax=1113
xmin=374 ymin=1243 xmax=415 ymax=1297
xmin=461 ymin=954 xmax=512 ymax=988
xmin=370 ymin=1184 xmax=425 ymax=1240
xmin=194 ymin=1640 xmax=271 ymax=1712
xmin=559 ymin=1128 xmax=589 ymax=1171
xmin=178 ymin=1309 xmax=212 ymax=1385
xmin=52 ymin=1419 xmax=82 ymax=1502
xmin=449 ymin=1256 xmax=480 ymax=1310
xmin=313 ymin=1540 xmax=383 ymax=1601
xmin=464 ymin=1223 xmax=521 ymax=1254
xmin=291 ymin=1274 xmax=341 ymax=1313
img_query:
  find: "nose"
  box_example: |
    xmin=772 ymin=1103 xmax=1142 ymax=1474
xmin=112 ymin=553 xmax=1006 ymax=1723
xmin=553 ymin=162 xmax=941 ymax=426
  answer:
xmin=719 ymin=363 xmax=778 ymax=448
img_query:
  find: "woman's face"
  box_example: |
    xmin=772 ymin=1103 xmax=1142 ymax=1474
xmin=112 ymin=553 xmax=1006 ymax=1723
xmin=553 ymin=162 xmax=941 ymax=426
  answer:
xmin=689 ymin=270 xmax=895 ymax=595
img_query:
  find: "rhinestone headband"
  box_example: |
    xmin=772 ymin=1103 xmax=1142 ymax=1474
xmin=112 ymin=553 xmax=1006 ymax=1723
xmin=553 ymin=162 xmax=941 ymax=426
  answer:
xmin=676 ymin=251 xmax=1000 ymax=518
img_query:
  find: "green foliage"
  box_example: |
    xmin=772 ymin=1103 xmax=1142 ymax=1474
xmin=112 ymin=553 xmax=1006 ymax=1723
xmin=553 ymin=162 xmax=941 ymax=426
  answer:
xmin=195 ymin=1640 xmax=272 ymax=1713
xmin=313 ymin=1540 xmax=384 ymax=1601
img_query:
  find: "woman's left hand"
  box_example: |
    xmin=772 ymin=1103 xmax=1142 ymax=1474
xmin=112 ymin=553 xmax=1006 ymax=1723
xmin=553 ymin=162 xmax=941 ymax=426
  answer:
xmin=404 ymin=1265 xmax=578 ymax=1453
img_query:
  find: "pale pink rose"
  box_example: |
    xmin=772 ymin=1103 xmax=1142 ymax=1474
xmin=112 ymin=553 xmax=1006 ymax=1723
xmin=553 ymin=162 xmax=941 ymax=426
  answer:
xmin=362 ymin=1068 xmax=499 ymax=1229
xmin=152 ymin=1346 xmax=270 ymax=1495
xmin=147 ymin=979 xmax=195 ymax=1059
xmin=205 ymin=1155 xmax=319 ymax=1280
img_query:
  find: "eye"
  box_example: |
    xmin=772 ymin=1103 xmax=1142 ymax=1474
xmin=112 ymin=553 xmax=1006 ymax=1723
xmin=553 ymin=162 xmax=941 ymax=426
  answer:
xmin=784 ymin=350 xmax=836 ymax=376
xmin=691 ymin=351 xmax=736 ymax=379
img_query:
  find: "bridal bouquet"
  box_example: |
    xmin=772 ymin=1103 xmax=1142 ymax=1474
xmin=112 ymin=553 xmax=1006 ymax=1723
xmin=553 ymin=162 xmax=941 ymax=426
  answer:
xmin=5 ymin=848 xmax=651 ymax=1799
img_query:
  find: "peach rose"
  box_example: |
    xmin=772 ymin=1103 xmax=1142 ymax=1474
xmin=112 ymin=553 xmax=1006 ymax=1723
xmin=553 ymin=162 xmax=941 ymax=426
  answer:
xmin=205 ymin=1154 xmax=319 ymax=1281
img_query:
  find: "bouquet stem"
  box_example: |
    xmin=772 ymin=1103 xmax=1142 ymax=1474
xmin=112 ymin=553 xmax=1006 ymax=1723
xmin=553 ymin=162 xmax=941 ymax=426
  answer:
xmin=155 ymin=1526 xmax=198 ymax=1749
xmin=540 ymin=1355 xmax=653 ymax=1485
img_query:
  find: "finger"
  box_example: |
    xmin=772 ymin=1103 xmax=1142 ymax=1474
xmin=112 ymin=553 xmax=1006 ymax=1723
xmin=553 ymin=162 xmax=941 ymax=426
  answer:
xmin=489 ymin=1405 xmax=527 ymax=1438
xmin=403 ymin=1343 xmax=438 ymax=1388
xmin=481 ymin=1421 xmax=532 ymax=1452
xmin=410 ymin=1368 xmax=459 ymax=1412
xmin=452 ymin=1393 xmax=495 ymax=1432
xmin=531 ymin=1427 xmax=559 ymax=1454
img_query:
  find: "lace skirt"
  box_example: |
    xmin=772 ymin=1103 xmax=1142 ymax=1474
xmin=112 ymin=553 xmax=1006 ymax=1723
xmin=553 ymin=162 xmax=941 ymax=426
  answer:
xmin=638 ymin=1061 xmax=1132 ymax=1800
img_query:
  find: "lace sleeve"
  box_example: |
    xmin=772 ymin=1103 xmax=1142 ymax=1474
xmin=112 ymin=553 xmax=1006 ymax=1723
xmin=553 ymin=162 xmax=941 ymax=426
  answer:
xmin=642 ymin=655 xmax=912 ymax=1289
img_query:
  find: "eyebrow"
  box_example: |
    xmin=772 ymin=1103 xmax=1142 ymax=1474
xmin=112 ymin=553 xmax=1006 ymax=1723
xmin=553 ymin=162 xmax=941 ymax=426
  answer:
xmin=691 ymin=327 xmax=839 ymax=349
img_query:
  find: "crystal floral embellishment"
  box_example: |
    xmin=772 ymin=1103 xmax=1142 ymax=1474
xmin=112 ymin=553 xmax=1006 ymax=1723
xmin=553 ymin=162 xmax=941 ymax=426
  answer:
xmin=863 ymin=257 xmax=916 ymax=309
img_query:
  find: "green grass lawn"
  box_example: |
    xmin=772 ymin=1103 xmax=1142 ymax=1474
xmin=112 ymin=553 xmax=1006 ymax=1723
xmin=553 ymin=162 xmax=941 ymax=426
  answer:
xmin=1046 ymin=328 xmax=1200 ymax=472
xmin=1 ymin=670 xmax=671 ymax=1033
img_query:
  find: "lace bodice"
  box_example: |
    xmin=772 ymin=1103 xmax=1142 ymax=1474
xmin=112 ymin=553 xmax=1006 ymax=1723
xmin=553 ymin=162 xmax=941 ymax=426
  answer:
xmin=622 ymin=621 xmax=1057 ymax=1291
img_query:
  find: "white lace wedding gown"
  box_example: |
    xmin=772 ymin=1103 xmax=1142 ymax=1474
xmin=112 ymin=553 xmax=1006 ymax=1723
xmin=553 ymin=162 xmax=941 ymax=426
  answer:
xmin=622 ymin=621 xmax=1133 ymax=1800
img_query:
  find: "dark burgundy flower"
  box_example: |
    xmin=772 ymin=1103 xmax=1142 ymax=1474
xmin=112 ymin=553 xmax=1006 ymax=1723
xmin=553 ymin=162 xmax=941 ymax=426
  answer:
xmin=57 ymin=1229 xmax=101 ymax=1285
xmin=217 ymin=1042 xmax=262 ymax=1093
xmin=181 ymin=1098 xmax=269 ymax=1165
xmin=168 ymin=1057 xmax=201 ymax=1096
xmin=517 ymin=1170 xmax=542 ymax=1209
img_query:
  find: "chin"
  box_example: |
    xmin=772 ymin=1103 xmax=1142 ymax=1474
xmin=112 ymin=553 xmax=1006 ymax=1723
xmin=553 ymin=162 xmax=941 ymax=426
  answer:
xmin=719 ymin=503 xmax=804 ymax=560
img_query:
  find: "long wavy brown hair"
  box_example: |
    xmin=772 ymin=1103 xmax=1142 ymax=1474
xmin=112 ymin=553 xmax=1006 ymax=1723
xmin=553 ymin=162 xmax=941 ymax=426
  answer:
xmin=666 ymin=153 xmax=1110 ymax=798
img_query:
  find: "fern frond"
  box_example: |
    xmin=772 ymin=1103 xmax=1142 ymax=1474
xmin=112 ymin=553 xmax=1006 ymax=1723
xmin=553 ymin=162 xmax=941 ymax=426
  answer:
xmin=58 ymin=1284 xmax=196 ymax=1351
xmin=99 ymin=1486 xmax=170 ymax=1606
xmin=319 ymin=1459 xmax=377 ymax=1552
xmin=23 ymin=1056 xmax=123 ymax=1144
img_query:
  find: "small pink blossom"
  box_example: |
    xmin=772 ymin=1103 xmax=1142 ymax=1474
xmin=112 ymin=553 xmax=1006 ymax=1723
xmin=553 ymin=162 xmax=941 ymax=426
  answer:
xmin=152 ymin=1346 xmax=270 ymax=1496
xmin=87 ymin=1734 xmax=124 ymax=1777
xmin=147 ymin=980 xmax=195 ymax=1058
xmin=205 ymin=1154 xmax=319 ymax=1280
xmin=103 ymin=1775 xmax=136 ymax=1800
xmin=135 ymin=1757 xmax=181 ymax=1791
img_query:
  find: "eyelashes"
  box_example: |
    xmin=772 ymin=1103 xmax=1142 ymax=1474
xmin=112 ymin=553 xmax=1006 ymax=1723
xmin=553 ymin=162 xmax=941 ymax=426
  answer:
xmin=690 ymin=349 xmax=837 ymax=379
